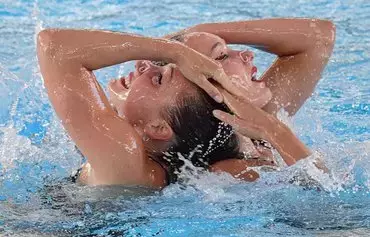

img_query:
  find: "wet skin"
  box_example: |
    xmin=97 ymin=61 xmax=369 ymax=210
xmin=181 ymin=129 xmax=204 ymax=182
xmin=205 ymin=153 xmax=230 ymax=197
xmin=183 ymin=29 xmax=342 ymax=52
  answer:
xmin=37 ymin=19 xmax=334 ymax=187
xmin=108 ymin=32 xmax=274 ymax=160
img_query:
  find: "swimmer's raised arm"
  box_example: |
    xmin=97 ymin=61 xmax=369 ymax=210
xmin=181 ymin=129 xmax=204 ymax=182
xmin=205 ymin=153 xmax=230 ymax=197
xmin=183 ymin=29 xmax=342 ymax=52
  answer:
xmin=170 ymin=18 xmax=336 ymax=115
xmin=182 ymin=18 xmax=334 ymax=56
xmin=37 ymin=29 xmax=239 ymax=102
xmin=37 ymin=30 xmax=178 ymax=187
xmin=36 ymin=29 xmax=230 ymax=186
xmin=38 ymin=30 xmax=180 ymax=70
xmin=213 ymin=88 xmax=311 ymax=166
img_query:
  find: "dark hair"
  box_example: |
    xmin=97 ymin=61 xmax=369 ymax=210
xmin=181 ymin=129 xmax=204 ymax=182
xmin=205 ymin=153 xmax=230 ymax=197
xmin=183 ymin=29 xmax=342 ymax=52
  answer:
xmin=147 ymin=34 xmax=242 ymax=183
xmin=150 ymin=87 xmax=241 ymax=183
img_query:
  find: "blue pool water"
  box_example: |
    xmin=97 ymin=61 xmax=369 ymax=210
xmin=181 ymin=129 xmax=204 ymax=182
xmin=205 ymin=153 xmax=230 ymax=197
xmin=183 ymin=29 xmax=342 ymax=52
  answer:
xmin=0 ymin=0 xmax=369 ymax=236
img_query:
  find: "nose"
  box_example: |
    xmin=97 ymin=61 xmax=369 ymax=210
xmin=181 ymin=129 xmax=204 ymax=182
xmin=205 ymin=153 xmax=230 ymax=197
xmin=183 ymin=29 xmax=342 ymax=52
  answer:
xmin=239 ymin=50 xmax=254 ymax=63
xmin=161 ymin=64 xmax=174 ymax=81
xmin=135 ymin=60 xmax=151 ymax=75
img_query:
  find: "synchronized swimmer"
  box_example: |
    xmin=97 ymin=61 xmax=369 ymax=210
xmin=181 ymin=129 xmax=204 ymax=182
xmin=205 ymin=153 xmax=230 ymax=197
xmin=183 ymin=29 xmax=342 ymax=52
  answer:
xmin=37 ymin=18 xmax=335 ymax=188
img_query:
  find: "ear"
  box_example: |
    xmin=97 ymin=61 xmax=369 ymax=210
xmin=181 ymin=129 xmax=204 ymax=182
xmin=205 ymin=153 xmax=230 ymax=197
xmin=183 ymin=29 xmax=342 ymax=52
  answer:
xmin=144 ymin=119 xmax=173 ymax=141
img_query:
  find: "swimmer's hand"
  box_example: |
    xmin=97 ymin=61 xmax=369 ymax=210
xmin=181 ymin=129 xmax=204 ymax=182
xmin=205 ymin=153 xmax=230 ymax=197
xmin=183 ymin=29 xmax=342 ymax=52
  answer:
xmin=173 ymin=45 xmax=242 ymax=103
xmin=212 ymin=88 xmax=276 ymax=141
xmin=212 ymin=88 xmax=311 ymax=166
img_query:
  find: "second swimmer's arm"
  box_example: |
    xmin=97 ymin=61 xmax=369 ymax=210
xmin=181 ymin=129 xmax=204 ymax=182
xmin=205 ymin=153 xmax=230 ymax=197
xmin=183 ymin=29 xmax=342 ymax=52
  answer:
xmin=210 ymin=91 xmax=311 ymax=181
xmin=213 ymin=88 xmax=311 ymax=166
xmin=171 ymin=18 xmax=336 ymax=116
xmin=184 ymin=18 xmax=334 ymax=56
xmin=264 ymin=118 xmax=311 ymax=166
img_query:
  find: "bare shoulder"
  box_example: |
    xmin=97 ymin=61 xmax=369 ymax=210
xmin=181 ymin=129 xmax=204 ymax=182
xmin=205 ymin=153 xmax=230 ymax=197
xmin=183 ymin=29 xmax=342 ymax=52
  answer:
xmin=78 ymin=158 xmax=167 ymax=188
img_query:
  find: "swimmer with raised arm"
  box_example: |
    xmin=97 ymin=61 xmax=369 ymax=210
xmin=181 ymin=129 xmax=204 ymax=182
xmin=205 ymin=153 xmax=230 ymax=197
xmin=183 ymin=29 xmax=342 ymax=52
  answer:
xmin=168 ymin=19 xmax=334 ymax=177
xmin=37 ymin=18 xmax=335 ymax=188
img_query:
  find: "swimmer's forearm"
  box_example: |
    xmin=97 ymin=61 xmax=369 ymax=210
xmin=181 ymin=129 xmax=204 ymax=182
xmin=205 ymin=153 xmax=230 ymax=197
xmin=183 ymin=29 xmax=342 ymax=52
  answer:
xmin=37 ymin=29 xmax=182 ymax=70
xmin=265 ymin=121 xmax=311 ymax=166
xmin=192 ymin=18 xmax=335 ymax=56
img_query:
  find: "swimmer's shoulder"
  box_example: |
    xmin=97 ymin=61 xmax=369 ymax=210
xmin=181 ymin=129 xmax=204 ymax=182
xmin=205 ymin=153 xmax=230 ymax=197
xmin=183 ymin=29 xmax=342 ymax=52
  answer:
xmin=76 ymin=163 xmax=91 ymax=185
xmin=77 ymin=160 xmax=168 ymax=188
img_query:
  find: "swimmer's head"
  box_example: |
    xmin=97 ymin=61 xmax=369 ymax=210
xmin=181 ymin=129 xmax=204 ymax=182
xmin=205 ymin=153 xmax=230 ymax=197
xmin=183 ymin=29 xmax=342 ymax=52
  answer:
xmin=179 ymin=32 xmax=272 ymax=108
xmin=108 ymin=61 xmax=239 ymax=167
xmin=108 ymin=59 xmax=200 ymax=153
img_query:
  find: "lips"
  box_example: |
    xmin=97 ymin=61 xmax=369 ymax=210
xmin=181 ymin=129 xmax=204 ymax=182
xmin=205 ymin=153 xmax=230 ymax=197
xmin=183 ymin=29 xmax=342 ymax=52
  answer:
xmin=251 ymin=66 xmax=258 ymax=81
xmin=119 ymin=76 xmax=128 ymax=89
xmin=120 ymin=72 xmax=134 ymax=89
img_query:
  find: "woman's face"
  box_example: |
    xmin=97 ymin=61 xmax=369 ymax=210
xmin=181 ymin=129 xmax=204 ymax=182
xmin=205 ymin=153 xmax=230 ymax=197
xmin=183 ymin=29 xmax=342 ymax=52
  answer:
xmin=181 ymin=32 xmax=272 ymax=108
xmin=108 ymin=32 xmax=272 ymax=126
xmin=108 ymin=60 xmax=196 ymax=126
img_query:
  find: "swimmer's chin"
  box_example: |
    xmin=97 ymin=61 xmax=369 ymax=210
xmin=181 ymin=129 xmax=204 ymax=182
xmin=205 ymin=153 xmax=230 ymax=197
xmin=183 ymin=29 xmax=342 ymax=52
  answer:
xmin=110 ymin=103 xmax=126 ymax=118
xmin=108 ymin=81 xmax=129 ymax=105
xmin=107 ymin=89 xmax=127 ymax=119
xmin=255 ymin=89 xmax=273 ymax=108
xmin=108 ymin=79 xmax=129 ymax=97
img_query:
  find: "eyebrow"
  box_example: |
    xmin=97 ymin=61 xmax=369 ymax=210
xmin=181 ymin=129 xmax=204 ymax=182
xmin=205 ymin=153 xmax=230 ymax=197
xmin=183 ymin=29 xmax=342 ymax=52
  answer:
xmin=210 ymin=42 xmax=222 ymax=54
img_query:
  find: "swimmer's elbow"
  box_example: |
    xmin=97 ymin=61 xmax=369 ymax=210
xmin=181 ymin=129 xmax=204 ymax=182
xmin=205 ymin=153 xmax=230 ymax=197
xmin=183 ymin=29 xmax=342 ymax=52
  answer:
xmin=37 ymin=29 xmax=59 ymax=59
xmin=315 ymin=20 xmax=336 ymax=48
xmin=322 ymin=20 xmax=336 ymax=43
xmin=37 ymin=29 xmax=52 ymax=43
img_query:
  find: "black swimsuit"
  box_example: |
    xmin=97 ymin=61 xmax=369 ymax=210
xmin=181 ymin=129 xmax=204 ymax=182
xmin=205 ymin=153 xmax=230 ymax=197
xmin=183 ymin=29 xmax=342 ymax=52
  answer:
xmin=70 ymin=167 xmax=82 ymax=183
xmin=71 ymin=147 xmax=246 ymax=185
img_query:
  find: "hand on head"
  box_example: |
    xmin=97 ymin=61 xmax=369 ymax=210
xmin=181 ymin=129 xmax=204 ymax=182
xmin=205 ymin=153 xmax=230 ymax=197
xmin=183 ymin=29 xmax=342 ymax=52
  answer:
xmin=172 ymin=45 xmax=243 ymax=103
xmin=212 ymin=86 xmax=276 ymax=142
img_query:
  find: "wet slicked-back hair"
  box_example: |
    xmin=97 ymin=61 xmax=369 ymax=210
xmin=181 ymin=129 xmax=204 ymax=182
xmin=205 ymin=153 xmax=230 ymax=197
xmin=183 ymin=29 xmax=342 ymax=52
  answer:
xmin=150 ymin=86 xmax=241 ymax=183
xmin=146 ymin=34 xmax=242 ymax=183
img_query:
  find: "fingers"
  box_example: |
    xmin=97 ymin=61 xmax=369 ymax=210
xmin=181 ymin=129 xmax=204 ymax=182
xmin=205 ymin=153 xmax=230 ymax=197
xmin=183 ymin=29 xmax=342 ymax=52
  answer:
xmin=212 ymin=110 xmax=243 ymax=130
xmin=213 ymin=109 xmax=265 ymax=140
xmin=216 ymin=88 xmax=247 ymax=118
xmin=211 ymin=68 xmax=244 ymax=98
xmin=217 ymin=87 xmax=265 ymax=120
xmin=195 ymin=74 xmax=223 ymax=103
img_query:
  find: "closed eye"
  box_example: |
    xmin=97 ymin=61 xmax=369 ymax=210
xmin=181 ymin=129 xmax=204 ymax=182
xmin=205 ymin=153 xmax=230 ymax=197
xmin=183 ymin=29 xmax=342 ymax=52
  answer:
xmin=151 ymin=61 xmax=169 ymax=66
xmin=215 ymin=53 xmax=228 ymax=61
